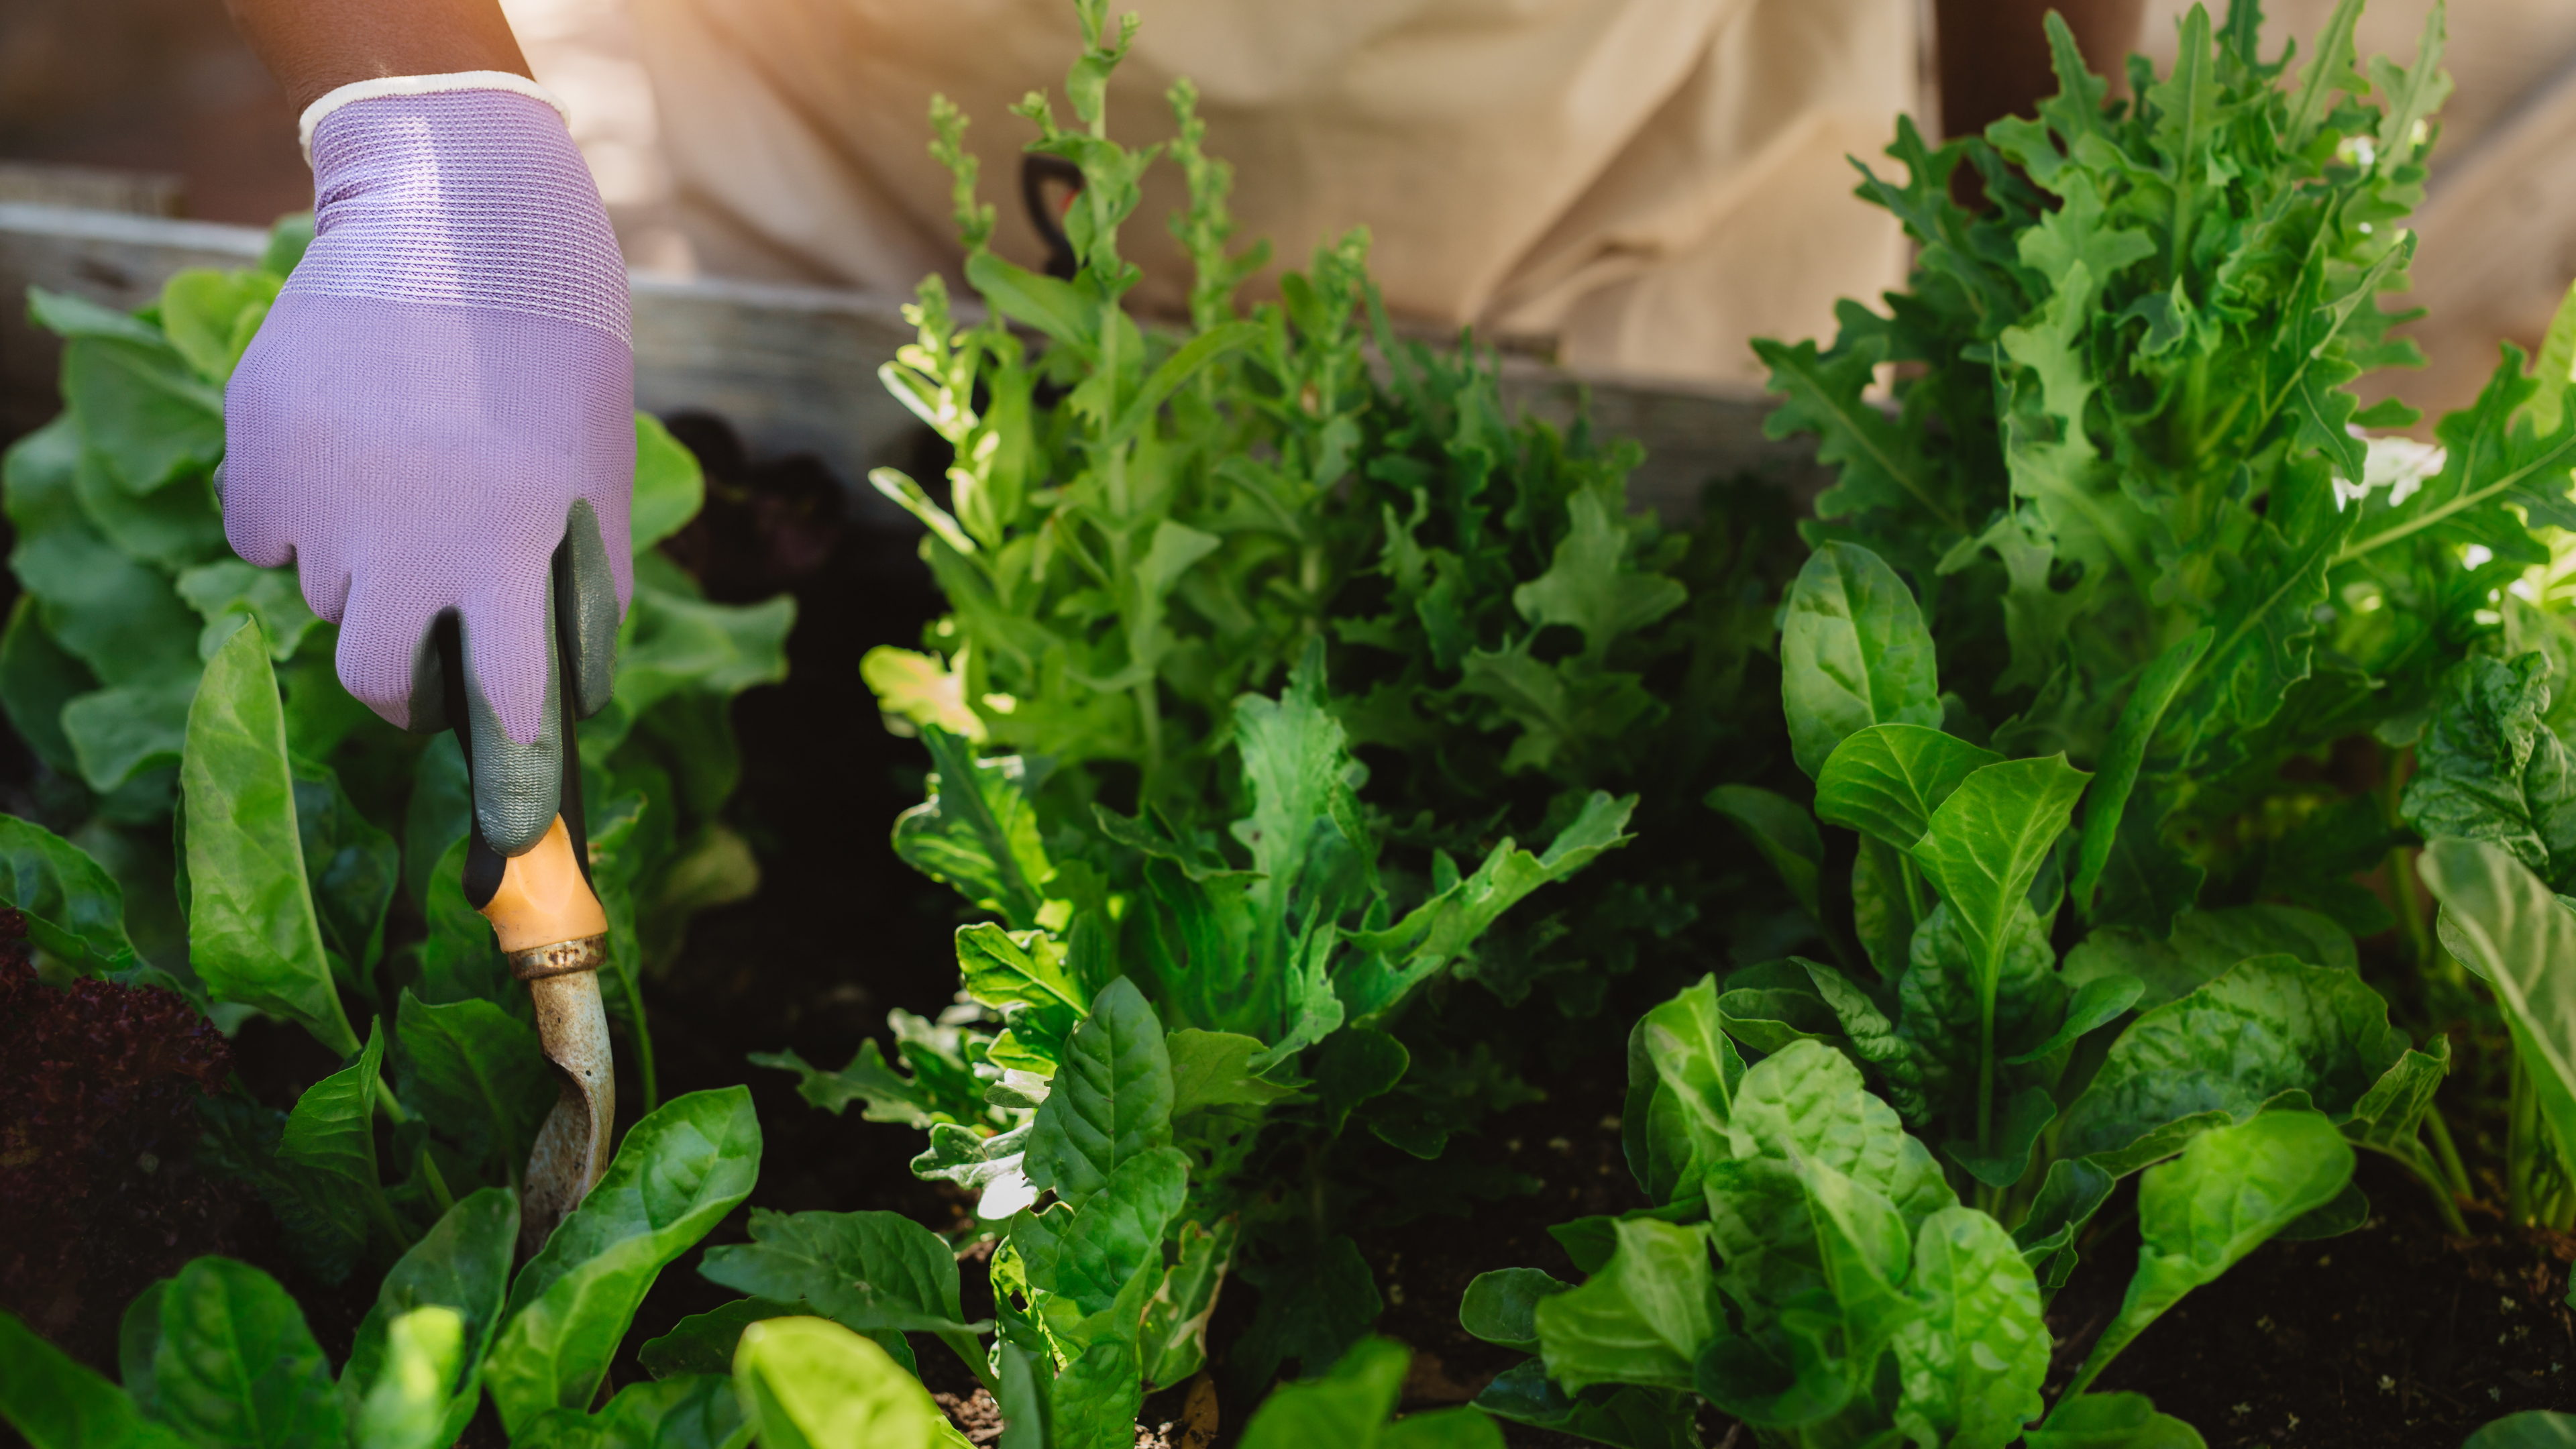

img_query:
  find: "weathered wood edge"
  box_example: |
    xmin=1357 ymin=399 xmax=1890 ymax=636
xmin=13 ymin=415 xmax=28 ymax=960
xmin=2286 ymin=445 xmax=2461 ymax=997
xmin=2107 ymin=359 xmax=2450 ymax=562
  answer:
xmin=1 ymin=203 xmax=1824 ymax=527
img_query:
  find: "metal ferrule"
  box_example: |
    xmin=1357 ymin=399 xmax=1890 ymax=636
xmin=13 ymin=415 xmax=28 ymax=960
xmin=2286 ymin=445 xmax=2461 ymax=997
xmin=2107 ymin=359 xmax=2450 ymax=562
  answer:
xmin=509 ymin=932 xmax=608 ymax=982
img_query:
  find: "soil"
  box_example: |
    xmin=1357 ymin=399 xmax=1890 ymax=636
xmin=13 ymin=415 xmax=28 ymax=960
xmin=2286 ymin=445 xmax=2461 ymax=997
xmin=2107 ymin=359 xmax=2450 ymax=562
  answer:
xmin=12 ymin=413 xmax=2576 ymax=1449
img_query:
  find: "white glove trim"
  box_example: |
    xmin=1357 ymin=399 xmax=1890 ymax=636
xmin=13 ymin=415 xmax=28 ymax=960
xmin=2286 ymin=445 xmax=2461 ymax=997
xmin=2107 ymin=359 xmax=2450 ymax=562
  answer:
xmin=299 ymin=71 xmax=572 ymax=163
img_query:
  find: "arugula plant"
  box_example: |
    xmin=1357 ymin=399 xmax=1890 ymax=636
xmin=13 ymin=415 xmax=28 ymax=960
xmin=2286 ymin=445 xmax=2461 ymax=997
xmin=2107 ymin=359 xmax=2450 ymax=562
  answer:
xmin=0 ymin=1086 xmax=762 ymax=1449
xmin=1462 ymin=979 xmax=2352 ymax=1447
xmin=765 ymin=0 xmax=1804 ymax=1421
xmin=1749 ymin=0 xmax=2573 ymax=943
xmin=4 ymin=217 xmax=793 ymax=1104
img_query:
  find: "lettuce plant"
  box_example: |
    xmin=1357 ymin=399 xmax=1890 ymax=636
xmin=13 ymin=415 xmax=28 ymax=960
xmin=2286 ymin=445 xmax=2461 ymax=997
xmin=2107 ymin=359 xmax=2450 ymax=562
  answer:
xmin=1462 ymin=979 xmax=2355 ymax=1446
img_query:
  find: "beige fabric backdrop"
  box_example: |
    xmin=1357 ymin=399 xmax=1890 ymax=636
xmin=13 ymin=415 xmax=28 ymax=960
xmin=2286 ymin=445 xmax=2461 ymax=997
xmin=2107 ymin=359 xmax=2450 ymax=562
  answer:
xmin=627 ymin=0 xmax=1918 ymax=386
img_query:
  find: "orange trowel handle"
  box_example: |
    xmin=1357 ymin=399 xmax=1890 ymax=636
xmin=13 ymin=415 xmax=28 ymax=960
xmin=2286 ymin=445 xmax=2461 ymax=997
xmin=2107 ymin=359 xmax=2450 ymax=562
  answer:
xmin=480 ymin=814 xmax=608 ymax=954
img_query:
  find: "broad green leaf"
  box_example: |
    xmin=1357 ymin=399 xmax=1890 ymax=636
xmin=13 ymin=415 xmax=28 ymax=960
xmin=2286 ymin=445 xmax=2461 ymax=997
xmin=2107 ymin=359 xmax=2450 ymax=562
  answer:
xmin=1044 ymin=1337 xmax=1142 ymax=1449
xmin=1892 ymin=1207 xmax=2047 ymax=1449
xmin=1813 ymin=724 xmax=2001 ymax=851
xmin=2001 ymin=974 xmax=2144 ymax=1066
xmin=0 ymin=594 xmax=95 ymax=773
xmin=403 ymin=736 xmax=472 ymax=913
xmin=1627 ymin=975 xmax=1746 ymax=1205
xmin=2074 ymin=628 xmax=2210 ymax=916
xmin=2058 ymin=1112 xmax=2353 ymax=1400
xmin=1460 ymin=1269 xmax=1571 ymax=1355
xmin=1909 ymin=755 xmax=2089 ymax=1004
xmin=1705 ymin=786 xmax=1824 ymax=918
xmin=1165 ymin=1029 xmax=1296 ymax=1116
xmin=631 ymin=413 xmax=706 ymax=552
xmin=730 ymin=1318 xmax=948 ymax=1449
xmin=1469 ymin=1363 xmax=1697 ymax=1449
xmin=152 ymin=1257 xmax=346 ymax=1449
xmin=352 ymin=1307 xmax=462 ymax=1449
xmin=640 ymin=1301 xmax=806 ymax=1381
xmin=52 ymin=319 xmax=225 ymax=494
xmin=175 ymin=561 xmax=319 ymax=664
xmin=487 ymin=1087 xmax=763 ymax=1436
xmin=2420 ymin=841 xmax=2576 ymax=1180
xmin=698 ymin=1210 xmax=988 ymax=1387
xmin=183 ymin=621 xmax=357 ymax=1055
xmin=892 ymin=731 xmax=1052 ymax=929
xmin=2402 ymin=655 xmax=2576 ymax=891
xmin=1051 ymin=1146 xmax=1187 ymax=1316
xmin=0 ymin=814 xmax=139 ymax=973
xmin=394 ymin=991 xmax=553 ymax=1187
xmin=0 ymin=1307 xmax=191 ymax=1449
xmin=289 ymin=753 xmax=396 ymax=992
xmin=1240 ymin=1337 xmax=1502 ymax=1449
xmin=1022 ymin=976 xmax=1171 ymax=1210
xmin=158 ymin=268 xmax=279 ymax=383
xmin=1230 ymin=1234 xmax=1382 ymax=1390
xmin=2025 ymin=1393 xmax=2208 ymax=1448
xmin=2012 ymin=1157 xmax=2114 ymax=1297
xmin=1781 ymin=543 xmax=1941 ymax=779
xmin=341 ymin=1189 xmax=518 ymax=1449
xmin=275 ymin=1017 xmax=405 ymax=1269
xmin=1533 ymin=1220 xmax=1717 ymax=1395
xmin=1724 ymin=1040 xmax=1955 ymax=1224
xmin=63 ymin=680 xmax=195 ymax=793
xmin=4 ymin=415 xmax=199 ymax=691
xmin=519 ymin=1374 xmax=751 ymax=1449
xmin=2061 ymin=902 xmax=2355 ymax=1009
xmin=2470 ymin=1413 xmax=2576 ymax=1449
xmin=2057 ymin=954 xmax=2410 ymax=1173
xmin=954 ymin=922 xmax=1085 ymax=1016
xmin=413 ymin=837 xmax=511 ymax=1010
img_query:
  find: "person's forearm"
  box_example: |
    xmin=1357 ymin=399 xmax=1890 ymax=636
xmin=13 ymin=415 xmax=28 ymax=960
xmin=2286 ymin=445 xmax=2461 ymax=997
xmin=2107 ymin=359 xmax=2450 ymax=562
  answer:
xmin=223 ymin=0 xmax=532 ymax=115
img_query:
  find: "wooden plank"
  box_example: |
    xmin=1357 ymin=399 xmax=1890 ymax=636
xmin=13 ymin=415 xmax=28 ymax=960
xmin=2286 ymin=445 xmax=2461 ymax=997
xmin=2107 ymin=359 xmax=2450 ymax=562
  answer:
xmin=0 ymin=203 xmax=1823 ymax=525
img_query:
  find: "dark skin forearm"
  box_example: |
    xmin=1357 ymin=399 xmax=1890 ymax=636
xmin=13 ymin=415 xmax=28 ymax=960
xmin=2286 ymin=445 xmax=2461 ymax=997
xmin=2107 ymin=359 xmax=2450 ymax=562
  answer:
xmin=223 ymin=0 xmax=531 ymax=115
xmin=1938 ymin=0 xmax=2145 ymax=142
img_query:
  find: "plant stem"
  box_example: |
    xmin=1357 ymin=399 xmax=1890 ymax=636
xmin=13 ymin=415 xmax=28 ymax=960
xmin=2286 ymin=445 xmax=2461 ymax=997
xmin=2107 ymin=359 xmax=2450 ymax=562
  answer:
xmin=2508 ymin=1052 xmax=2538 ymax=1227
xmin=1977 ymin=992 xmax=1997 ymax=1155
xmin=2425 ymin=1101 xmax=2474 ymax=1201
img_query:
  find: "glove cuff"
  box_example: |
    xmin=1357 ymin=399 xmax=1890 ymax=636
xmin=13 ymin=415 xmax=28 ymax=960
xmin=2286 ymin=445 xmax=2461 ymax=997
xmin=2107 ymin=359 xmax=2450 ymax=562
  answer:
xmin=298 ymin=71 xmax=570 ymax=162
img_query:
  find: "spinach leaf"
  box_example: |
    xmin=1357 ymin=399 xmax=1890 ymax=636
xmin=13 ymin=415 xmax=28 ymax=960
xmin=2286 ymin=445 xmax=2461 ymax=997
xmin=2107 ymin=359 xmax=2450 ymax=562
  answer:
xmin=1238 ymin=1337 xmax=1501 ymax=1448
xmin=729 ymin=1317 xmax=949 ymax=1449
xmin=0 ymin=813 xmax=141 ymax=973
xmin=2025 ymin=1393 xmax=2209 ymax=1448
xmin=150 ymin=1256 xmax=345 ymax=1449
xmin=1813 ymin=724 xmax=2001 ymax=853
xmin=2469 ymin=1413 xmax=2576 ymax=1449
xmin=350 ymin=1307 xmax=462 ymax=1449
xmin=1022 ymin=977 xmax=1173 ymax=1210
xmin=341 ymin=1189 xmax=517 ymax=1449
xmin=698 ymin=1210 xmax=991 ymax=1389
xmin=2420 ymin=840 xmax=2576 ymax=1186
xmin=182 ymin=620 xmax=356 ymax=1056
xmin=0 ymin=1307 xmax=192 ymax=1449
xmin=2056 ymin=1111 xmax=2353 ymax=1401
xmin=393 ymin=990 xmax=553 ymax=1188
xmin=1780 ymin=543 xmax=1941 ymax=779
xmin=486 ymin=1087 xmax=762 ymax=1435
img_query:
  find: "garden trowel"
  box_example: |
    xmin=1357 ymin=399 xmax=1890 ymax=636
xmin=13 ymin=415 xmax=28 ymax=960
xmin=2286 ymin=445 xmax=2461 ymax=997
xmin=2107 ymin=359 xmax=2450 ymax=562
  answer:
xmin=444 ymin=555 xmax=615 ymax=1256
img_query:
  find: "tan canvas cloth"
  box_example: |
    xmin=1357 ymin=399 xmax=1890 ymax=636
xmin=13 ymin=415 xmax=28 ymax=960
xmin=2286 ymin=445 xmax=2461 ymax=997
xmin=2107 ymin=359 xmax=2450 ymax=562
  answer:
xmin=628 ymin=0 xmax=1917 ymax=386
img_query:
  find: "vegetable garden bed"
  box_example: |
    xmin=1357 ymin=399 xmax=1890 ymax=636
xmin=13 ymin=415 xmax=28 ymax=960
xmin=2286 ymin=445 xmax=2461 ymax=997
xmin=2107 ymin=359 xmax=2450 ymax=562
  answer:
xmin=11 ymin=3 xmax=2576 ymax=1448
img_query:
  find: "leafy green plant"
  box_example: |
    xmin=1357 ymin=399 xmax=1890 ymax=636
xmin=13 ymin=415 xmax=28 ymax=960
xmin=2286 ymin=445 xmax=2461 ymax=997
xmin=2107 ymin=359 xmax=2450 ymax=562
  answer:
xmin=4 ymin=217 xmax=794 ymax=1102
xmin=0 ymin=1087 xmax=762 ymax=1449
xmin=1748 ymin=0 xmax=2544 ymax=948
xmin=762 ymin=0 xmax=1798 ymax=1424
xmin=1464 ymin=981 xmax=2348 ymax=1446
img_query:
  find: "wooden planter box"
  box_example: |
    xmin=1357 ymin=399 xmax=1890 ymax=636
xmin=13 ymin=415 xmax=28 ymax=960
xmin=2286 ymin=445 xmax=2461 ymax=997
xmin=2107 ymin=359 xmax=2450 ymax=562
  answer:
xmin=0 ymin=202 xmax=1822 ymax=526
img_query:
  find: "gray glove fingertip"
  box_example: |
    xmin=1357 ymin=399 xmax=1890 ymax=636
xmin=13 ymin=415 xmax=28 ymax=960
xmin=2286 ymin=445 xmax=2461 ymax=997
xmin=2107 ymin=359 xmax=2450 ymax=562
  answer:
xmin=559 ymin=498 xmax=621 ymax=721
xmin=458 ymin=598 xmax=565 ymax=856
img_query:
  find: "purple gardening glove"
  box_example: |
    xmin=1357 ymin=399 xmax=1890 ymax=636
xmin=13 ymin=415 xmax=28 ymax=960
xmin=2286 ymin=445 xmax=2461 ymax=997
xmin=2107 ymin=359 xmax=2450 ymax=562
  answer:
xmin=223 ymin=78 xmax=634 ymax=856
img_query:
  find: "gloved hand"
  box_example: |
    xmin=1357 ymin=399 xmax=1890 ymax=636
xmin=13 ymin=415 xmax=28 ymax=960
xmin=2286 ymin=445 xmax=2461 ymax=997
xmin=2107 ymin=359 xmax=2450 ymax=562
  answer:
xmin=221 ymin=75 xmax=633 ymax=856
